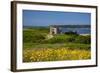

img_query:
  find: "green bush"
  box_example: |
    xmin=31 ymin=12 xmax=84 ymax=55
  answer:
xmin=64 ymin=31 xmax=78 ymax=35
xmin=75 ymin=35 xmax=91 ymax=44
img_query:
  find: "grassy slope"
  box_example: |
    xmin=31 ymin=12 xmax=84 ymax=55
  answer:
xmin=23 ymin=27 xmax=91 ymax=62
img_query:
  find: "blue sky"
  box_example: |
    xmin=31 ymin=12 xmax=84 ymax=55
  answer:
xmin=23 ymin=10 xmax=91 ymax=26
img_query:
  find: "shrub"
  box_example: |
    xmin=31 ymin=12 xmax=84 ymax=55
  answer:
xmin=75 ymin=35 xmax=91 ymax=44
xmin=64 ymin=31 xmax=78 ymax=35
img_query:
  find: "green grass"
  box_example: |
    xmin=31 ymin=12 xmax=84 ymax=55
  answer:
xmin=23 ymin=43 xmax=90 ymax=50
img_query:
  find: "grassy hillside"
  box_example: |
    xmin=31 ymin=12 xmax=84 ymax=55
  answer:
xmin=23 ymin=27 xmax=91 ymax=62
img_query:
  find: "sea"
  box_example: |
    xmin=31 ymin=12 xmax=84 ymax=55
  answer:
xmin=60 ymin=28 xmax=91 ymax=34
